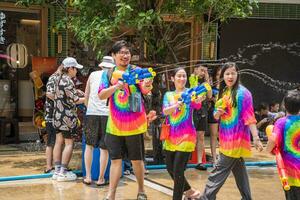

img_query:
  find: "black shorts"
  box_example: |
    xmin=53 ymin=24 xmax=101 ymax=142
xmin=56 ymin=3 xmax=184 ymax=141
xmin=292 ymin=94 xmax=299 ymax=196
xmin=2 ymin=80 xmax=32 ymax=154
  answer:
xmin=84 ymin=115 xmax=107 ymax=149
xmin=208 ymin=106 xmax=218 ymax=124
xmin=105 ymin=133 xmax=145 ymax=161
xmin=46 ymin=122 xmax=56 ymax=147
xmin=193 ymin=112 xmax=208 ymax=132
xmin=285 ymin=186 xmax=300 ymax=200
xmin=56 ymin=128 xmax=77 ymax=139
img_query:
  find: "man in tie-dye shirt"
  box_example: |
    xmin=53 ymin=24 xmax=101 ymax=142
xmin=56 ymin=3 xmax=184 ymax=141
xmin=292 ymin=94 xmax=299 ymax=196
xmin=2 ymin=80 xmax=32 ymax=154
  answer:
xmin=267 ymin=89 xmax=300 ymax=200
xmin=98 ymin=40 xmax=152 ymax=200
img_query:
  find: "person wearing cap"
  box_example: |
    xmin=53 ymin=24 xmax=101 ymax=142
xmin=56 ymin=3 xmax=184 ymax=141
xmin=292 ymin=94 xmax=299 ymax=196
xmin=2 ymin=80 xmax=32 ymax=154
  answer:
xmin=52 ymin=57 xmax=85 ymax=181
xmin=98 ymin=41 xmax=153 ymax=200
xmin=82 ymin=56 xmax=115 ymax=186
xmin=44 ymin=64 xmax=63 ymax=174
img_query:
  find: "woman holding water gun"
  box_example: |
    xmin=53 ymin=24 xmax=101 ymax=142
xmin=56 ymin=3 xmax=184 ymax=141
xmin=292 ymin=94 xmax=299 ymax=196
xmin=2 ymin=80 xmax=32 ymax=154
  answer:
xmin=162 ymin=67 xmax=205 ymax=200
xmin=196 ymin=62 xmax=263 ymax=200
xmin=266 ymin=89 xmax=300 ymax=200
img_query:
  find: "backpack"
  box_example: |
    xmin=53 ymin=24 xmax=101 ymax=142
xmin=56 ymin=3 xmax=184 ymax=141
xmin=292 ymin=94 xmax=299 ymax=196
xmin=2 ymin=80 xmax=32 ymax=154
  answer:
xmin=105 ymin=66 xmax=115 ymax=106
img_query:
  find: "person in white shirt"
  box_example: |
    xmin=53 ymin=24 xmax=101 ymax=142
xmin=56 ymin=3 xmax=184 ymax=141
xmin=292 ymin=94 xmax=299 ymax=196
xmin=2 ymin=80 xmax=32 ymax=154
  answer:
xmin=83 ymin=56 xmax=115 ymax=186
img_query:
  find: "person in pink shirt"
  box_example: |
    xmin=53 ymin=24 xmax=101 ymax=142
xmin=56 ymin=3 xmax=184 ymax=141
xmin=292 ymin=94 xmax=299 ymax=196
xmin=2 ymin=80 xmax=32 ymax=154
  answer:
xmin=267 ymin=89 xmax=300 ymax=200
xmin=162 ymin=67 xmax=205 ymax=200
xmin=196 ymin=62 xmax=263 ymax=200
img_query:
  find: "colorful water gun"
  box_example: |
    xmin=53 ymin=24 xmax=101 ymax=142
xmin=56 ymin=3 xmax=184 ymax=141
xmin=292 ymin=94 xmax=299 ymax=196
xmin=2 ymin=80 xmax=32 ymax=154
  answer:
xmin=176 ymin=83 xmax=212 ymax=105
xmin=112 ymin=67 xmax=156 ymax=85
xmin=190 ymin=82 xmax=212 ymax=100
xmin=265 ymin=125 xmax=290 ymax=191
xmin=215 ymin=95 xmax=230 ymax=110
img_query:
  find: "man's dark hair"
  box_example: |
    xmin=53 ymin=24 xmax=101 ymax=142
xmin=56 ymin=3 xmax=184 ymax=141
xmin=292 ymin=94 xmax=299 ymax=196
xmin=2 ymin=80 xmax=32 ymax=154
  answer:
xmin=284 ymin=89 xmax=300 ymax=115
xmin=111 ymin=40 xmax=131 ymax=54
xmin=257 ymin=102 xmax=269 ymax=111
xmin=269 ymin=101 xmax=279 ymax=108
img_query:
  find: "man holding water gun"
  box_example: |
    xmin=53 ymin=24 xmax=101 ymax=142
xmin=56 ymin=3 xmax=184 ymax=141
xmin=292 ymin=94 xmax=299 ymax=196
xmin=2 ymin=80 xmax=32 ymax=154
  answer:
xmin=98 ymin=40 xmax=153 ymax=200
xmin=266 ymin=89 xmax=300 ymax=200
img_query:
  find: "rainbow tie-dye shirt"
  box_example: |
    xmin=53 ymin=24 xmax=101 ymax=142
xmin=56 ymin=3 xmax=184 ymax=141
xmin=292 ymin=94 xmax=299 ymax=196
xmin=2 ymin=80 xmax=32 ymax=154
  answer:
xmin=162 ymin=91 xmax=202 ymax=152
xmin=98 ymin=65 xmax=148 ymax=136
xmin=216 ymin=85 xmax=257 ymax=158
xmin=272 ymin=115 xmax=300 ymax=187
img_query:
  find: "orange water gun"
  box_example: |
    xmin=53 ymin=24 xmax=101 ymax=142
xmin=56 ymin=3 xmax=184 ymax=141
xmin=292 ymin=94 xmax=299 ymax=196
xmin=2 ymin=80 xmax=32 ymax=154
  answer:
xmin=266 ymin=125 xmax=290 ymax=191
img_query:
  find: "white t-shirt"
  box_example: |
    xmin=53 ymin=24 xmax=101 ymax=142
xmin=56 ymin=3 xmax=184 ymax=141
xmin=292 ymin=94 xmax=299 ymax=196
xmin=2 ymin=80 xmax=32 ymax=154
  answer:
xmin=86 ymin=70 xmax=109 ymax=116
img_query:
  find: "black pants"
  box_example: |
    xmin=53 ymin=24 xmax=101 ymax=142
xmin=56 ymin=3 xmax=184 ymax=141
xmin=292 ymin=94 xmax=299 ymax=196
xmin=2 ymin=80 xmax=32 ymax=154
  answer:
xmin=165 ymin=150 xmax=191 ymax=200
xmin=285 ymin=186 xmax=300 ymax=200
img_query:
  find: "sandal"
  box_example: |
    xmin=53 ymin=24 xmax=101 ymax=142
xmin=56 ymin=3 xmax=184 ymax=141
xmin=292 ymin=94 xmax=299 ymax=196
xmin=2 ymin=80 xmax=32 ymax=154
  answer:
xmin=44 ymin=167 xmax=54 ymax=174
xmin=96 ymin=180 xmax=109 ymax=186
xmin=184 ymin=189 xmax=201 ymax=199
xmin=82 ymin=179 xmax=92 ymax=185
xmin=137 ymin=192 xmax=147 ymax=200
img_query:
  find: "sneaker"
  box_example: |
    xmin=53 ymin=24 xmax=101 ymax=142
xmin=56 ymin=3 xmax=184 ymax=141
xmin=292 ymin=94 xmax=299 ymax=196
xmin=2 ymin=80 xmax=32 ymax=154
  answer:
xmin=52 ymin=171 xmax=60 ymax=180
xmin=124 ymin=170 xmax=131 ymax=175
xmin=57 ymin=171 xmax=77 ymax=182
xmin=195 ymin=163 xmax=207 ymax=171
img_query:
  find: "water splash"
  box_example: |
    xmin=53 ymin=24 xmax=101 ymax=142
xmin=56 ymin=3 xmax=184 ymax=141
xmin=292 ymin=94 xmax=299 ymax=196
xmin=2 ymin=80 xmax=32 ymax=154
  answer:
xmin=224 ymin=42 xmax=300 ymax=66
xmin=240 ymin=69 xmax=300 ymax=90
xmin=239 ymin=71 xmax=288 ymax=93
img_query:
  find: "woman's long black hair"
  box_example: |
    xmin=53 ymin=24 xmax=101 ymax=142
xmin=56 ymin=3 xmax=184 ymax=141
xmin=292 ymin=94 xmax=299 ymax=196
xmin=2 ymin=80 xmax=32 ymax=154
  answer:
xmin=218 ymin=62 xmax=240 ymax=107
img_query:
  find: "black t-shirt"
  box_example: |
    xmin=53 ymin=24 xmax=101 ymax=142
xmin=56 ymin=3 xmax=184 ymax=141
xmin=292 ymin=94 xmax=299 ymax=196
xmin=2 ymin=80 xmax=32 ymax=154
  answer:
xmin=195 ymin=77 xmax=208 ymax=117
xmin=255 ymin=113 xmax=272 ymax=132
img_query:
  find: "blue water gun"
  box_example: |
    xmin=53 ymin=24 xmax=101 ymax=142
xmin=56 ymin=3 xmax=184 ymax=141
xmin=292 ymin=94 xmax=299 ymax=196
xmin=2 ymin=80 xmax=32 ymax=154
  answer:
xmin=212 ymin=88 xmax=219 ymax=96
xmin=122 ymin=67 xmax=156 ymax=85
xmin=177 ymin=83 xmax=212 ymax=104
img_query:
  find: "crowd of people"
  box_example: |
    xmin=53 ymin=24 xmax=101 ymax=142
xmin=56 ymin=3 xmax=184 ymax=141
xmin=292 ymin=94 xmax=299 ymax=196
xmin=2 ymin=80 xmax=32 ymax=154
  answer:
xmin=43 ymin=40 xmax=300 ymax=200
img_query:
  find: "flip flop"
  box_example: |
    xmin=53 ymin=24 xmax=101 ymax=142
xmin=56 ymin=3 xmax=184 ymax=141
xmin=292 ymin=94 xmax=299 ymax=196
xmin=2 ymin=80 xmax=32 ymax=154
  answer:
xmin=96 ymin=180 xmax=109 ymax=186
xmin=44 ymin=167 xmax=54 ymax=174
xmin=82 ymin=179 xmax=92 ymax=185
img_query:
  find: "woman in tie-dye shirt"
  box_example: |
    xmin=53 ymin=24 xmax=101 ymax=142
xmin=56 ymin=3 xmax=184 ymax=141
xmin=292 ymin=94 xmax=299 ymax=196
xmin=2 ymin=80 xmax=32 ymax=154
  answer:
xmin=197 ymin=62 xmax=263 ymax=200
xmin=162 ymin=68 xmax=204 ymax=200
xmin=267 ymin=89 xmax=300 ymax=200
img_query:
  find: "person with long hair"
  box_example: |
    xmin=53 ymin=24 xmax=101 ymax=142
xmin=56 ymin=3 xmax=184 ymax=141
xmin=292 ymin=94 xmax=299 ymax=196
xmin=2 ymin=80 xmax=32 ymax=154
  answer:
xmin=196 ymin=62 xmax=263 ymax=200
xmin=163 ymin=67 xmax=205 ymax=200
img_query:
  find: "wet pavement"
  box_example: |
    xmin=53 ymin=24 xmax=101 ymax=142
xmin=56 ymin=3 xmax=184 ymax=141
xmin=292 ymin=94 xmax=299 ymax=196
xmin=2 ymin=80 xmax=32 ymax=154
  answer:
xmin=0 ymin=143 xmax=285 ymax=200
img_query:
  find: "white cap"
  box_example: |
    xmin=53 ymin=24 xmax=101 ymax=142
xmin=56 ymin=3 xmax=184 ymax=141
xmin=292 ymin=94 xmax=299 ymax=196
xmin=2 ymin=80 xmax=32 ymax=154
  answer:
xmin=99 ymin=56 xmax=115 ymax=69
xmin=62 ymin=57 xmax=83 ymax=69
